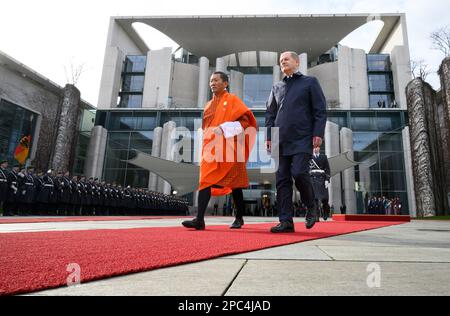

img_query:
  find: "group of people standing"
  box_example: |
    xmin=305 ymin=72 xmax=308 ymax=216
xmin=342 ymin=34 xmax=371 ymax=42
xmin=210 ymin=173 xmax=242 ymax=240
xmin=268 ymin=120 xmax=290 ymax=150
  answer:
xmin=367 ymin=196 xmax=403 ymax=215
xmin=0 ymin=160 xmax=189 ymax=216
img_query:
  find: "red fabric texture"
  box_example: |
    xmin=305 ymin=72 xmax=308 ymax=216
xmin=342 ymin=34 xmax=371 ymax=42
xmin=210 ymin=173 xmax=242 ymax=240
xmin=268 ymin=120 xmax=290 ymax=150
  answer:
xmin=0 ymin=221 xmax=405 ymax=295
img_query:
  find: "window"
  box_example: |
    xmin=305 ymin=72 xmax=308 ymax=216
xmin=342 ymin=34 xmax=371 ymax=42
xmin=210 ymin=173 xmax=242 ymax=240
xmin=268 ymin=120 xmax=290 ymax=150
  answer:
xmin=367 ymin=54 xmax=391 ymax=72
xmin=119 ymin=55 xmax=146 ymax=108
xmin=368 ymin=74 xmax=394 ymax=93
xmin=243 ymin=74 xmax=273 ymax=108
xmin=122 ymin=75 xmax=145 ymax=93
xmin=0 ymin=99 xmax=38 ymax=164
xmin=124 ymin=56 xmax=147 ymax=73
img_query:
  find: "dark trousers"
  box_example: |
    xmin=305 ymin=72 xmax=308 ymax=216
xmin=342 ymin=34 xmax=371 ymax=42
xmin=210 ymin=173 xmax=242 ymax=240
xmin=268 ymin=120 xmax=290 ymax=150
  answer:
xmin=276 ymin=153 xmax=315 ymax=223
xmin=197 ymin=186 xmax=244 ymax=221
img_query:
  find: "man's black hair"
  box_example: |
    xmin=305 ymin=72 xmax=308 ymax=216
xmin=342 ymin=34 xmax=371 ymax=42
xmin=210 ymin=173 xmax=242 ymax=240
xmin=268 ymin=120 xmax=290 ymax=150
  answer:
xmin=213 ymin=71 xmax=229 ymax=83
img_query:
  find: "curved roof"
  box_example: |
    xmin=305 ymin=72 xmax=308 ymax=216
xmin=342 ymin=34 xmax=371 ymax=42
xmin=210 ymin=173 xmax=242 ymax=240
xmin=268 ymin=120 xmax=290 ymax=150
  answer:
xmin=113 ymin=14 xmax=403 ymax=62
xmin=128 ymin=151 xmax=358 ymax=196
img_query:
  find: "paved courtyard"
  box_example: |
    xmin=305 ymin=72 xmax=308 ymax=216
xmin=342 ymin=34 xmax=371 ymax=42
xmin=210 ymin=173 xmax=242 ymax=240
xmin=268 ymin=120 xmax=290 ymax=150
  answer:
xmin=1 ymin=217 xmax=449 ymax=296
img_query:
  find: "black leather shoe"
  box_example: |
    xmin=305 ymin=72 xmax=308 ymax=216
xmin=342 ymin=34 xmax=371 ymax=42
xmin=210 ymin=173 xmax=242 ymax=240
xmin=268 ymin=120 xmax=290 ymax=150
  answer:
xmin=305 ymin=208 xmax=318 ymax=229
xmin=230 ymin=217 xmax=244 ymax=229
xmin=323 ymin=209 xmax=329 ymax=221
xmin=270 ymin=221 xmax=295 ymax=233
xmin=182 ymin=218 xmax=205 ymax=230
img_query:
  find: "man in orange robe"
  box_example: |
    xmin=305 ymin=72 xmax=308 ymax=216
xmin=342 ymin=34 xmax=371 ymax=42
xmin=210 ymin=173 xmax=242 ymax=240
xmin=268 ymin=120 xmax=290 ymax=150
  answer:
xmin=182 ymin=72 xmax=257 ymax=230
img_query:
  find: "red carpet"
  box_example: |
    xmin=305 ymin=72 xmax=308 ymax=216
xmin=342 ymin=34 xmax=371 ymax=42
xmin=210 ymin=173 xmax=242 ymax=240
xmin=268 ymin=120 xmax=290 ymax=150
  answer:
xmin=0 ymin=216 xmax=191 ymax=224
xmin=333 ymin=214 xmax=411 ymax=222
xmin=0 ymin=220 xmax=404 ymax=296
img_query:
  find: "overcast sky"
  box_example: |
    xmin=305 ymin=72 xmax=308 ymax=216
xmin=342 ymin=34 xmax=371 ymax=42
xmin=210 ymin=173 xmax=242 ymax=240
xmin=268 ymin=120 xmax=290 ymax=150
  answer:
xmin=1 ymin=0 xmax=449 ymax=106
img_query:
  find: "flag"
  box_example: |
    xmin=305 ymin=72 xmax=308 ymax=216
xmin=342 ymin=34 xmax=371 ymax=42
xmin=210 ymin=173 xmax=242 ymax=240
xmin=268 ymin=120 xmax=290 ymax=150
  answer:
xmin=14 ymin=135 xmax=31 ymax=165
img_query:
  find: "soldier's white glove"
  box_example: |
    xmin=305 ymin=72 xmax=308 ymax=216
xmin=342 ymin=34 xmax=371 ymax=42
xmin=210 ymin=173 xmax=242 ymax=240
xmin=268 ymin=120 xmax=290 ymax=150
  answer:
xmin=325 ymin=181 xmax=330 ymax=189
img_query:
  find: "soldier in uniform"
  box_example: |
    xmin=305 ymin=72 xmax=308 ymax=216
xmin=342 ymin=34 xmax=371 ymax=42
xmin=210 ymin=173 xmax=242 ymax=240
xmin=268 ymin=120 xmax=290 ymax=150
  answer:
xmin=4 ymin=165 xmax=21 ymax=216
xmin=0 ymin=160 xmax=10 ymax=215
xmin=18 ymin=167 xmax=36 ymax=215
xmin=310 ymin=146 xmax=331 ymax=221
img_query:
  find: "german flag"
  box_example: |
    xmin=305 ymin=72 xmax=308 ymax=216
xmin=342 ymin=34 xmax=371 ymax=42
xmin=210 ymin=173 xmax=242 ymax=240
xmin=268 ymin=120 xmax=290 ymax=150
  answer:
xmin=14 ymin=135 xmax=31 ymax=165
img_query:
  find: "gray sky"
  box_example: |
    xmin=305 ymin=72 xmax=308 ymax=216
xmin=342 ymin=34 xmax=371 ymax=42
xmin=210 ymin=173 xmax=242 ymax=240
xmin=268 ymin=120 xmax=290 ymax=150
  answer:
xmin=1 ymin=0 xmax=449 ymax=106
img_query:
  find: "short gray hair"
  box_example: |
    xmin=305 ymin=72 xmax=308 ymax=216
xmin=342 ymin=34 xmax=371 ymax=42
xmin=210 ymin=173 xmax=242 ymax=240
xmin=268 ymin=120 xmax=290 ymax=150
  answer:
xmin=281 ymin=51 xmax=299 ymax=62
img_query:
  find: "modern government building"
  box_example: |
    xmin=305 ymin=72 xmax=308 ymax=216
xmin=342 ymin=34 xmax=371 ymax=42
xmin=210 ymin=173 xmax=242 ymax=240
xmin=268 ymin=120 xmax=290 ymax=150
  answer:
xmin=1 ymin=14 xmax=417 ymax=216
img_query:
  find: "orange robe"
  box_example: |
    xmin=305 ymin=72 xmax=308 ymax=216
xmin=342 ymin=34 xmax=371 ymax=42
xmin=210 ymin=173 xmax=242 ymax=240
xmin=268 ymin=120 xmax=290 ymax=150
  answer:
xmin=199 ymin=91 xmax=257 ymax=196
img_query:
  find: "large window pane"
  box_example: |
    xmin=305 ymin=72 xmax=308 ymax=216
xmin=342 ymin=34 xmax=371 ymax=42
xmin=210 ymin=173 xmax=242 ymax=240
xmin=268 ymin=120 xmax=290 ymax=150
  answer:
xmin=354 ymin=151 xmax=380 ymax=170
xmin=160 ymin=112 xmax=202 ymax=131
xmin=381 ymin=171 xmax=406 ymax=191
xmin=379 ymin=133 xmax=403 ymax=151
xmin=243 ymin=74 xmax=272 ymax=108
xmin=108 ymin=112 xmax=136 ymax=130
xmin=135 ymin=113 xmax=157 ymax=130
xmin=380 ymin=152 xmax=405 ymax=171
xmin=122 ymin=75 xmax=145 ymax=92
xmin=119 ymin=94 xmax=143 ymax=109
xmin=107 ymin=132 xmax=130 ymax=150
xmin=368 ymin=74 xmax=393 ymax=92
xmin=355 ymin=171 xmax=381 ymax=192
xmin=351 ymin=113 xmax=377 ymax=131
xmin=124 ymin=56 xmax=147 ymax=73
xmin=0 ymin=99 xmax=38 ymax=164
xmin=353 ymin=132 xmax=379 ymax=151
xmin=377 ymin=113 xmax=402 ymax=132
xmin=129 ymin=132 xmax=153 ymax=154
xmin=367 ymin=55 xmax=391 ymax=72
xmin=104 ymin=150 xmax=128 ymax=169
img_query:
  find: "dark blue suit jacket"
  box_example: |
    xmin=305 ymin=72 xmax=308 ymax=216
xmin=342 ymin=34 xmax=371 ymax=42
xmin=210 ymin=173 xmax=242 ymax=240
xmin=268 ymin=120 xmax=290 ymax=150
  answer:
xmin=265 ymin=72 xmax=327 ymax=156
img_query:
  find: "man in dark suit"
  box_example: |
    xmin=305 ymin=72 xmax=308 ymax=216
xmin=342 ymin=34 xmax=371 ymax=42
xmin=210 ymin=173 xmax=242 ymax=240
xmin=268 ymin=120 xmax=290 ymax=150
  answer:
xmin=266 ymin=51 xmax=327 ymax=233
xmin=310 ymin=147 xmax=331 ymax=221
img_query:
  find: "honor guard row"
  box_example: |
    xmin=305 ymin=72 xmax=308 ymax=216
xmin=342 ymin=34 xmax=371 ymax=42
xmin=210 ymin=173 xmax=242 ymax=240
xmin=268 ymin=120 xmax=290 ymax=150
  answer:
xmin=0 ymin=160 xmax=189 ymax=217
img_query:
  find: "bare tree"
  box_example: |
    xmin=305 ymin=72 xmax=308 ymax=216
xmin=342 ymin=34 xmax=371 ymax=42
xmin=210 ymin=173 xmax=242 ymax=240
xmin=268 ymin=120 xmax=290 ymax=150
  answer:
xmin=64 ymin=58 xmax=86 ymax=86
xmin=411 ymin=59 xmax=431 ymax=81
xmin=431 ymin=26 xmax=450 ymax=57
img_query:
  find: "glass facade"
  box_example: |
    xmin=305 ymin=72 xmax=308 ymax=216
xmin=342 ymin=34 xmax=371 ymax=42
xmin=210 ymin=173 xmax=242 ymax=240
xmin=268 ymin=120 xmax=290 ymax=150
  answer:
xmin=229 ymin=67 xmax=273 ymax=108
xmin=0 ymin=99 xmax=39 ymax=165
xmin=367 ymin=54 xmax=396 ymax=109
xmin=95 ymin=109 xmax=410 ymax=214
xmin=119 ymin=55 xmax=146 ymax=108
xmin=72 ymin=109 xmax=96 ymax=175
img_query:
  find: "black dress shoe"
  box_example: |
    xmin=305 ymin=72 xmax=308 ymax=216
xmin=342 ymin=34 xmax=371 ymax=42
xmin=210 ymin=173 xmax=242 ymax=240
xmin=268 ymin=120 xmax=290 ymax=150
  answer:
xmin=230 ymin=217 xmax=244 ymax=229
xmin=270 ymin=221 xmax=295 ymax=233
xmin=305 ymin=208 xmax=318 ymax=229
xmin=323 ymin=209 xmax=329 ymax=221
xmin=182 ymin=218 xmax=205 ymax=230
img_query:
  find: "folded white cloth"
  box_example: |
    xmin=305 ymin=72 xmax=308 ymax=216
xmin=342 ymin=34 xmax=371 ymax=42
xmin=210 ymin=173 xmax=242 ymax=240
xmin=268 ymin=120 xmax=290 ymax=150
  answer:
xmin=220 ymin=121 xmax=244 ymax=139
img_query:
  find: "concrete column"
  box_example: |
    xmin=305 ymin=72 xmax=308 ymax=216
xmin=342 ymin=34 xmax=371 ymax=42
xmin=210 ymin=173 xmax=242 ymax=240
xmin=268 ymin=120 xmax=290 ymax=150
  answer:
xmin=230 ymin=70 xmax=244 ymax=100
xmin=148 ymin=127 xmax=163 ymax=192
xmin=391 ymin=46 xmax=412 ymax=110
xmin=273 ymin=65 xmax=281 ymax=85
xmin=84 ymin=126 xmax=108 ymax=179
xmin=216 ymin=57 xmax=227 ymax=73
xmin=158 ymin=121 xmax=177 ymax=194
xmin=142 ymin=47 xmax=173 ymax=108
xmin=325 ymin=121 xmax=342 ymax=212
xmin=340 ymin=127 xmax=357 ymax=214
xmin=402 ymin=126 xmax=417 ymax=217
xmin=299 ymin=53 xmax=308 ymax=75
xmin=197 ymin=57 xmax=210 ymax=108
xmin=350 ymin=49 xmax=369 ymax=109
xmin=97 ymin=47 xmax=124 ymax=109
xmin=338 ymin=46 xmax=352 ymax=110
xmin=51 ymin=84 xmax=81 ymax=172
